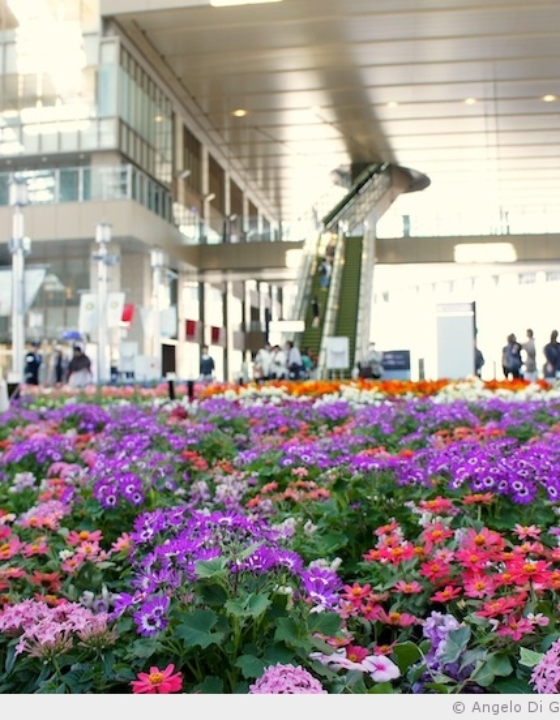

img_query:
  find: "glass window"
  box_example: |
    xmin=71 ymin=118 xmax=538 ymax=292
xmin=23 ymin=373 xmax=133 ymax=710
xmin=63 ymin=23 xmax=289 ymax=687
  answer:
xmin=59 ymin=169 xmax=80 ymax=202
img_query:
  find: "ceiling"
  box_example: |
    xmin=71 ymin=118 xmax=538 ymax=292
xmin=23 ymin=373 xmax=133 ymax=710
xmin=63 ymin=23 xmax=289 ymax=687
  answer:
xmin=101 ymin=1 xmax=560 ymax=227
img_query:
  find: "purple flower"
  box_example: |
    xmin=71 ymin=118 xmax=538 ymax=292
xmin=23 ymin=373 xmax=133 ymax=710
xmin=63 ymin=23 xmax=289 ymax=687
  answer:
xmin=133 ymin=595 xmax=170 ymax=636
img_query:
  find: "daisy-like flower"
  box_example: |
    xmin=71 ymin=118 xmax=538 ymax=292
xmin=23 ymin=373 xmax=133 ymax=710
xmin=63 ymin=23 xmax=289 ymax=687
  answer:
xmin=131 ymin=664 xmax=183 ymax=694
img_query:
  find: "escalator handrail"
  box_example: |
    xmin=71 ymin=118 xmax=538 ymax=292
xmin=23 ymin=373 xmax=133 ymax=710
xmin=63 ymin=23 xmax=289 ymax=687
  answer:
xmin=321 ymin=162 xmax=390 ymax=229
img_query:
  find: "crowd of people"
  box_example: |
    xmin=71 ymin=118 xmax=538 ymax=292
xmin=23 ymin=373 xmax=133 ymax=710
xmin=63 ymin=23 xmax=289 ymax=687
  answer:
xmin=500 ymin=328 xmax=560 ymax=382
xmin=24 ymin=343 xmax=92 ymax=388
xmin=253 ymin=341 xmax=316 ymax=381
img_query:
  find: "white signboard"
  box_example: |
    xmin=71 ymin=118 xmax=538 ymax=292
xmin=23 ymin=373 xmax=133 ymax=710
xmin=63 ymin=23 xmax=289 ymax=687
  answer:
xmin=436 ymin=302 xmax=475 ymax=379
xmin=326 ymin=336 xmax=349 ymax=370
xmin=134 ymin=355 xmax=161 ymax=382
xmin=269 ymin=320 xmax=305 ymax=334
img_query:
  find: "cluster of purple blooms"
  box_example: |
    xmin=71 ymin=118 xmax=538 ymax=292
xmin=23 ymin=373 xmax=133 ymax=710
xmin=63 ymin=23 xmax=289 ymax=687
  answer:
xmin=111 ymin=507 xmax=342 ymax=637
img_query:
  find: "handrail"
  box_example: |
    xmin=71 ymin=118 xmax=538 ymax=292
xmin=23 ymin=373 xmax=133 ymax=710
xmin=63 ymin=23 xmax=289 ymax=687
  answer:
xmin=322 ymin=162 xmax=389 ymax=229
xmin=287 ymin=232 xmax=320 ymax=324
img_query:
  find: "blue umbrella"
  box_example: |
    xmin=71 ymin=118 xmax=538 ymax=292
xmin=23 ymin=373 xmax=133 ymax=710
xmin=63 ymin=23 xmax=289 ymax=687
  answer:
xmin=60 ymin=330 xmax=83 ymax=341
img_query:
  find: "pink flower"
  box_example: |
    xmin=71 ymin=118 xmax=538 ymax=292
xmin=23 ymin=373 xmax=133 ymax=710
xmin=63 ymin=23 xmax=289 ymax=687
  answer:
xmin=249 ymin=663 xmax=326 ymax=694
xmin=362 ymin=655 xmax=401 ymax=682
xmin=131 ymin=664 xmax=183 ymax=694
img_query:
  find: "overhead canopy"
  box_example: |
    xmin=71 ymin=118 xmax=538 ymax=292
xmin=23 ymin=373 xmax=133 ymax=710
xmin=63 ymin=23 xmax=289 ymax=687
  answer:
xmin=101 ymin=0 xmax=560 ymax=227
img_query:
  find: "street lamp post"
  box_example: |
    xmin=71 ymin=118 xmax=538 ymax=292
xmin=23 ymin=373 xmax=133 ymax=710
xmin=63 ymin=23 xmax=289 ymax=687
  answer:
xmin=9 ymin=177 xmax=30 ymax=383
xmin=93 ymin=222 xmax=113 ymax=384
xmin=150 ymin=249 xmax=166 ymax=373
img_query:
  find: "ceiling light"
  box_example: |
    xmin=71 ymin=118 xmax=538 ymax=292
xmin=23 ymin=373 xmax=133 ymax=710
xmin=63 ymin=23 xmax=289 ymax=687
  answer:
xmin=542 ymin=94 xmax=557 ymax=103
xmin=232 ymin=108 xmax=248 ymax=117
xmin=204 ymin=192 xmax=216 ymax=202
xmin=154 ymin=114 xmax=164 ymax=122
xmin=211 ymin=0 xmax=283 ymax=6
xmin=454 ymin=243 xmax=516 ymax=264
xmin=386 ymin=101 xmax=399 ymax=108
xmin=464 ymin=98 xmax=477 ymax=105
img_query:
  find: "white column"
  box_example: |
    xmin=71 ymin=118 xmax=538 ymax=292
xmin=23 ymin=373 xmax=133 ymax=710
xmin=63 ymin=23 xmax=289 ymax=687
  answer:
xmin=9 ymin=178 xmax=29 ymax=383
xmin=94 ymin=222 xmax=112 ymax=384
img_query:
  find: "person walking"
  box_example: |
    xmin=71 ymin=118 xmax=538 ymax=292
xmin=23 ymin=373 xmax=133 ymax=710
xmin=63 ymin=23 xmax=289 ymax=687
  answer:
xmin=24 ymin=342 xmax=42 ymax=385
xmin=199 ymin=345 xmax=215 ymax=382
xmin=67 ymin=346 xmax=92 ymax=388
xmin=522 ymin=328 xmax=538 ymax=382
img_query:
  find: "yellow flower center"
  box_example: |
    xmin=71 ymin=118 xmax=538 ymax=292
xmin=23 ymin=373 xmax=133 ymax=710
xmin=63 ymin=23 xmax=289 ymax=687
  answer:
xmin=148 ymin=672 xmax=164 ymax=685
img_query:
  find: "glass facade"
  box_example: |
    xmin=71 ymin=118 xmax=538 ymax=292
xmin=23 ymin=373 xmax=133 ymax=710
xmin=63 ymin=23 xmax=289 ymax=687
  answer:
xmin=118 ymin=46 xmax=173 ymax=185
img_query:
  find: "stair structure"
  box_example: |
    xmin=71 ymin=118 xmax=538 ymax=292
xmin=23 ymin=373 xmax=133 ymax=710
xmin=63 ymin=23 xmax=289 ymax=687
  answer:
xmin=333 ymin=236 xmax=363 ymax=376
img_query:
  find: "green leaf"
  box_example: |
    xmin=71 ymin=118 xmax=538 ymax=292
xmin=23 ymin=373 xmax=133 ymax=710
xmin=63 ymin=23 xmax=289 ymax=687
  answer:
xmin=520 ymin=647 xmax=544 ymax=668
xmin=194 ymin=557 xmax=227 ymax=579
xmin=308 ymin=612 xmax=342 ymax=637
xmin=194 ymin=675 xmax=224 ymax=694
xmin=175 ymin=609 xmax=225 ymax=649
xmin=262 ymin=644 xmax=296 ymax=666
xmin=486 ymin=653 xmax=513 ymax=678
xmin=198 ymin=582 xmax=229 ymax=607
xmin=392 ymin=642 xmax=423 ymax=673
xmin=368 ymin=681 xmax=398 ymax=694
xmin=132 ymin=637 xmax=160 ymax=658
xmin=493 ymin=676 xmax=534 ymax=694
xmin=471 ymin=654 xmax=512 ymax=689
xmin=235 ymin=654 xmax=267 ymax=679
xmin=247 ymin=593 xmax=271 ymax=618
xmin=274 ymin=617 xmax=301 ymax=646
xmin=438 ymin=626 xmax=471 ymax=666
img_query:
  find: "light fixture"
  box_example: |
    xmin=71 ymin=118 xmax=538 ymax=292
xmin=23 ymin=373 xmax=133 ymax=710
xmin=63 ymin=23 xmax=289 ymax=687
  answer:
xmin=464 ymin=97 xmax=477 ymax=105
xmin=231 ymin=108 xmax=248 ymax=117
xmin=229 ymin=213 xmax=238 ymax=221
xmin=204 ymin=192 xmax=216 ymax=202
xmin=211 ymin=0 xmax=283 ymax=6
xmin=542 ymin=94 xmax=557 ymax=103
xmin=454 ymin=243 xmax=516 ymax=264
xmin=154 ymin=114 xmax=164 ymax=122
xmin=179 ymin=169 xmax=191 ymax=179
xmin=386 ymin=101 xmax=399 ymax=108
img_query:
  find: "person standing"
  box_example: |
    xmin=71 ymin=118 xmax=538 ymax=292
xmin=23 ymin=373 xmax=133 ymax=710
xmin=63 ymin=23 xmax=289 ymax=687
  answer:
xmin=474 ymin=345 xmax=485 ymax=378
xmin=24 ymin=342 xmax=42 ymax=385
xmin=253 ymin=342 xmax=272 ymax=382
xmin=285 ymin=341 xmax=303 ymax=380
xmin=67 ymin=346 xmax=92 ymax=388
xmin=358 ymin=343 xmax=383 ymax=380
xmin=270 ymin=344 xmax=287 ymax=379
xmin=199 ymin=345 xmax=215 ymax=382
xmin=318 ymin=258 xmax=331 ymax=290
xmin=543 ymin=330 xmax=560 ymax=383
xmin=522 ymin=328 xmax=538 ymax=382
xmin=311 ymin=296 xmax=320 ymax=328
xmin=502 ymin=333 xmax=522 ymax=380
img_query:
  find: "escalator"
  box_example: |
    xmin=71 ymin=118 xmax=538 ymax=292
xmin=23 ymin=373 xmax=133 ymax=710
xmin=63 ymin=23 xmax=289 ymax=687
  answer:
xmin=333 ymin=236 xmax=363 ymax=375
xmin=299 ymin=257 xmax=329 ymax=362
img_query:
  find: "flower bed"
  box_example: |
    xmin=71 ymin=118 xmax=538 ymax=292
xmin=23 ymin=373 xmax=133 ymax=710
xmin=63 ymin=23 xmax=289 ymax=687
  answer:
xmin=1 ymin=379 xmax=560 ymax=694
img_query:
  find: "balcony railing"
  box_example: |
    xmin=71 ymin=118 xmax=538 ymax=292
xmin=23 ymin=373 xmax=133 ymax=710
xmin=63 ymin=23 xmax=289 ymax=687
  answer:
xmin=0 ymin=165 xmax=174 ymax=223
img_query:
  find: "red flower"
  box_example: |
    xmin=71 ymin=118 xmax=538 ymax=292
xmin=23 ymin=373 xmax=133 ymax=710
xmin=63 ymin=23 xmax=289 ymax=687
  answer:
xmin=131 ymin=664 xmax=183 ymax=694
